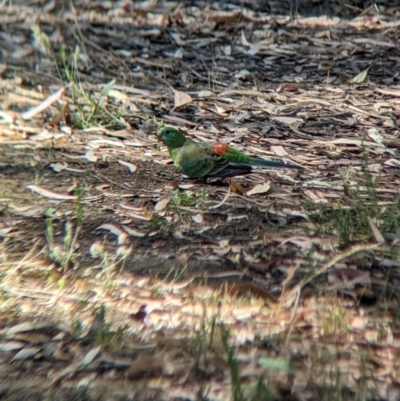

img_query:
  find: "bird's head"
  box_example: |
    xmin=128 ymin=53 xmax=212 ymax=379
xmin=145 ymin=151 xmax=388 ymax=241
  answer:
xmin=158 ymin=126 xmax=187 ymax=149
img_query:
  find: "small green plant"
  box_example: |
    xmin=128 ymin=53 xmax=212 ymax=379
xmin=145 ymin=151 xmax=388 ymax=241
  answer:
xmin=45 ymin=211 xmax=77 ymax=273
xmin=305 ymin=201 xmax=355 ymax=248
xmin=162 ymin=265 xmax=187 ymax=284
xmin=58 ymin=45 xmax=125 ymax=129
xmin=171 ymin=189 xmax=208 ymax=207
xmin=147 ymin=214 xmax=169 ymax=231
xmin=220 ymin=327 xmax=277 ymax=401
xmin=74 ymin=186 xmax=85 ymax=224
xmin=45 ymin=189 xmax=85 ymax=273
xmin=249 ymin=379 xmax=273 ymax=401
xmin=221 ymin=326 xmax=245 ymax=401
xmin=31 ymin=24 xmax=51 ymax=55
xmin=321 ymin=301 xmax=347 ymax=336
xmin=153 ymin=265 xmax=187 ymax=297
xmin=95 ymin=323 xmax=128 ymax=349
xmin=191 ymin=319 xmax=275 ymax=401
xmin=58 ymin=277 xmax=67 ymax=289
xmin=71 ymin=320 xmax=84 ymax=336
xmin=89 ymin=242 xmax=132 ymax=278
xmin=196 ymin=188 xmax=209 ymax=203
xmin=380 ymin=197 xmax=400 ymax=233
xmin=191 ymin=314 xmax=220 ymax=382
xmin=305 ymin=161 xmax=400 ymax=248
xmin=60 ymin=44 xmax=80 ymax=88
xmin=172 ymin=190 xmax=196 ymax=207
xmin=87 ymin=306 xmax=128 ymax=349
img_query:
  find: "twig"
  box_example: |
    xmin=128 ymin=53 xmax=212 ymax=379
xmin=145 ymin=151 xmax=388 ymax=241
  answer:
xmin=283 ymin=243 xmax=382 ymax=307
xmin=209 ymin=186 xmax=231 ymax=209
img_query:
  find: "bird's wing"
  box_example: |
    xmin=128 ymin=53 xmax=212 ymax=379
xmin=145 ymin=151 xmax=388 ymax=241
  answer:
xmin=172 ymin=143 xmax=252 ymax=178
xmin=206 ymin=144 xmax=252 ymax=177
xmin=172 ymin=144 xmax=218 ymax=178
xmin=172 ymin=142 xmax=228 ymax=178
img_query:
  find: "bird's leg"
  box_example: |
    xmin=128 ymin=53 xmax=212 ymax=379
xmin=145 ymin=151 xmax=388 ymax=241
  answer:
xmin=205 ymin=177 xmax=228 ymax=186
xmin=194 ymin=177 xmax=208 ymax=184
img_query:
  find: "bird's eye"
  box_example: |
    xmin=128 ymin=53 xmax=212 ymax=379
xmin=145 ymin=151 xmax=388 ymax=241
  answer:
xmin=164 ymin=130 xmax=171 ymax=135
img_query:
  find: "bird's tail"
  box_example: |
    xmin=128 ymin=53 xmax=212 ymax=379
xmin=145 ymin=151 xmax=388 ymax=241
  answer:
xmin=249 ymin=157 xmax=301 ymax=169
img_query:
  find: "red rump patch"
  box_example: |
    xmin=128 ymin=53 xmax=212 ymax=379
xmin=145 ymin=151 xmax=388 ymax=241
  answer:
xmin=211 ymin=143 xmax=229 ymax=156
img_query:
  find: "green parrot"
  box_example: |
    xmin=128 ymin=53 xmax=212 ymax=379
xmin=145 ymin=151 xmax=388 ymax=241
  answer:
xmin=158 ymin=126 xmax=301 ymax=178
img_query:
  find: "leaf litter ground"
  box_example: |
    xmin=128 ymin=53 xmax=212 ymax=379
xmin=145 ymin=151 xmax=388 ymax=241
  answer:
xmin=1 ymin=1 xmax=400 ymax=400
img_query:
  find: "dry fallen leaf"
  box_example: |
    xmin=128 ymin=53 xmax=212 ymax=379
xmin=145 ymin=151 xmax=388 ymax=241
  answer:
xmin=230 ymin=180 xmax=245 ymax=195
xmin=96 ymin=224 xmax=128 ymax=244
xmin=3 ymin=322 xmax=36 ymax=335
xmin=328 ymin=268 xmax=371 ymax=288
xmin=304 ymin=189 xmax=328 ymax=203
xmin=82 ymin=346 xmax=102 ymax=365
xmin=8 ymin=204 xmax=44 ymax=218
xmin=270 ymin=146 xmax=288 ymax=156
xmin=27 ymin=185 xmax=78 ymax=200
xmin=278 ymin=83 xmax=299 ymax=92
xmin=367 ymin=217 xmax=385 ymax=244
xmin=247 ymin=183 xmax=270 ymax=196
xmin=0 ymin=227 xmax=13 ymax=237
xmin=48 ymin=103 xmax=69 ymax=126
xmin=192 ymin=213 xmax=204 ymax=224
xmin=366 ymin=128 xmax=383 ymax=145
xmin=118 ymin=160 xmax=137 ymax=173
xmin=106 ymin=129 xmax=133 ymax=139
xmin=67 ymin=179 xmax=79 ymax=193
xmin=12 ymin=347 xmax=41 ymax=361
xmin=107 ymin=89 xmax=129 ymax=101
xmin=374 ymin=88 xmax=400 ymax=97
xmin=198 ymin=90 xmax=215 ymax=98
xmin=0 ymin=341 xmax=25 ymax=352
xmin=174 ymin=90 xmax=192 ymax=109
xmin=271 ymin=116 xmax=303 ymax=125
xmin=121 ymin=225 xmax=146 ymax=238
xmin=85 ymin=150 xmax=98 ymax=162
xmin=318 ymin=61 xmax=334 ymax=71
xmin=372 ymin=102 xmax=391 ymax=111
xmin=338 ymin=72 xmax=349 ymax=83
xmin=235 ymin=69 xmax=251 ymax=79
xmin=351 ymin=64 xmax=373 ymax=84
xmin=49 ymin=162 xmax=68 ymax=172
xmin=210 ymin=10 xmax=241 ymax=23
xmin=241 ymin=30 xmax=271 ymax=55
xmin=281 ymin=236 xmax=314 ymax=250
xmin=155 ymin=197 xmax=170 ymax=212
xmin=127 ymin=355 xmax=165 ymax=378
xmin=21 ymin=86 xmax=65 ymax=120
xmin=385 ymin=159 xmax=400 ymax=167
